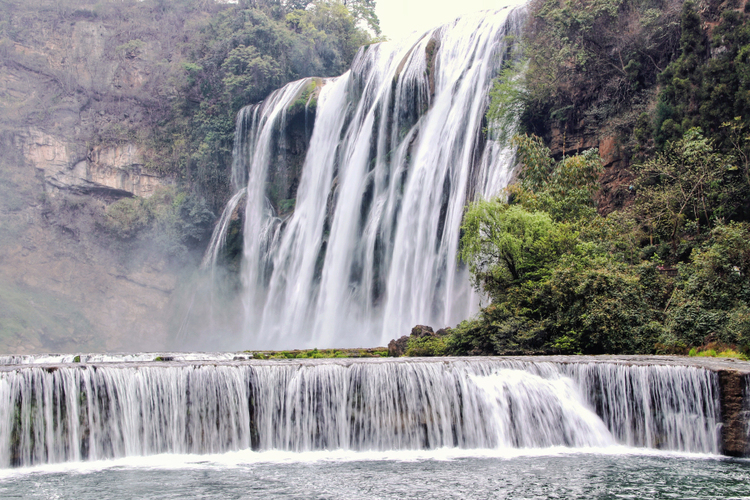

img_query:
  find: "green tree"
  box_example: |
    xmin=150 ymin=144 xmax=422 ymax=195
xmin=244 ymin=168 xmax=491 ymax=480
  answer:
xmin=460 ymin=203 xmax=575 ymax=297
xmin=343 ymin=0 xmax=380 ymax=35
xmin=104 ymin=188 xmax=214 ymax=263
xmin=519 ymin=0 xmax=681 ymax=138
xmin=509 ymin=134 xmax=603 ymax=222
xmin=633 ymin=128 xmax=728 ymax=249
xmin=221 ymin=45 xmax=282 ymax=109
xmin=665 ymin=221 xmax=750 ymax=352
xmin=654 ymin=1 xmax=708 ymax=146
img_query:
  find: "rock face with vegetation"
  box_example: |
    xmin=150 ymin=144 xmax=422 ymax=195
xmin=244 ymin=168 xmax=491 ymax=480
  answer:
xmin=0 ymin=0 xmax=375 ymax=353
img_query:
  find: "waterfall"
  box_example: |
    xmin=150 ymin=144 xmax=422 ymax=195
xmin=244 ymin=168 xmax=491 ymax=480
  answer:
xmin=201 ymin=5 xmax=526 ymax=350
xmin=0 ymin=358 xmax=723 ymax=468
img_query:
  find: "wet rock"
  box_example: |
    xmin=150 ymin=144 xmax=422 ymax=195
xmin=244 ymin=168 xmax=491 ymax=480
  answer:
xmin=411 ymin=325 xmax=435 ymax=338
xmin=388 ymin=336 xmax=408 ymax=357
xmin=389 ymin=325 xmax=440 ymax=356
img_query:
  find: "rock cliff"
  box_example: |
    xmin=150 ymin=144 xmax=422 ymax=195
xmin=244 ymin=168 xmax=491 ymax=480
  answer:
xmin=0 ymin=6 xmax=186 ymax=353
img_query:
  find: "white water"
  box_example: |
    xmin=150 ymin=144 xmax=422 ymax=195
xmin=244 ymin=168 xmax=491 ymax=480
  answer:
xmin=0 ymin=358 xmax=721 ymax=468
xmin=201 ymin=6 xmax=525 ymax=349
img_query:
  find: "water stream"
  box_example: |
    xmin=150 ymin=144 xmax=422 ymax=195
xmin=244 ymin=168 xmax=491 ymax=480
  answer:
xmin=201 ymin=5 xmax=525 ymax=350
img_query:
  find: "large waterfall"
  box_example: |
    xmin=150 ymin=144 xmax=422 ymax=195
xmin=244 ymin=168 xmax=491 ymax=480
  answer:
xmin=201 ymin=6 xmax=524 ymax=349
xmin=0 ymin=358 xmax=725 ymax=468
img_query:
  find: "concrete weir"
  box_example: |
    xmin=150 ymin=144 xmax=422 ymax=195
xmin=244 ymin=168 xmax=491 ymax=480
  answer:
xmin=0 ymin=354 xmax=749 ymax=467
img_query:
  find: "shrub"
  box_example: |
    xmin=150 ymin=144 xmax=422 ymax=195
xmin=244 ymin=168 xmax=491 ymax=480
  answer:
xmin=405 ymin=335 xmax=448 ymax=357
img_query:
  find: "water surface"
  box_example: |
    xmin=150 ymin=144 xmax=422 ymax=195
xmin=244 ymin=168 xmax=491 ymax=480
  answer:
xmin=1 ymin=449 xmax=748 ymax=499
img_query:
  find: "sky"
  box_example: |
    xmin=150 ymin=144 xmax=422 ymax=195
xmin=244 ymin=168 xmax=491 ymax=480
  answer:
xmin=374 ymin=0 xmax=518 ymax=41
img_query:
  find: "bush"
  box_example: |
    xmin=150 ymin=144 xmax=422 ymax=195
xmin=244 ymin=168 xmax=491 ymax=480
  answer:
xmin=405 ymin=335 xmax=448 ymax=357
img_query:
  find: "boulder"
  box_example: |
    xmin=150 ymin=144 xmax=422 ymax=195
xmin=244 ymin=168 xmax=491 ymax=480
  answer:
xmin=388 ymin=336 xmax=409 ymax=357
xmin=411 ymin=325 xmax=435 ymax=338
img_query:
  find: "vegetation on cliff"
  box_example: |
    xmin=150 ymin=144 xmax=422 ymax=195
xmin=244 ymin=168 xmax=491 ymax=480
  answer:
xmin=442 ymin=0 xmax=750 ymax=359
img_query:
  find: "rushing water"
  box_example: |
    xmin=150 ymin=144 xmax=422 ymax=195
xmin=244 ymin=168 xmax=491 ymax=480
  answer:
xmin=0 ymin=358 xmax=723 ymax=468
xmin=199 ymin=5 xmax=525 ymax=350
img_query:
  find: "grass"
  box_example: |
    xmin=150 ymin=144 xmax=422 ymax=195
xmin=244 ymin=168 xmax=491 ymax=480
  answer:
xmin=244 ymin=347 xmax=389 ymax=360
xmin=688 ymin=346 xmax=748 ymax=361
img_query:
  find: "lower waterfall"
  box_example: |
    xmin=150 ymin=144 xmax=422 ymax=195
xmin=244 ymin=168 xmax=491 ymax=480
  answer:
xmin=0 ymin=358 xmax=722 ymax=468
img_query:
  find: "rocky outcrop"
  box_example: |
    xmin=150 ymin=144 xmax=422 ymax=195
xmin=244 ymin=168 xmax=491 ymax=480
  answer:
xmin=19 ymin=129 xmax=170 ymax=199
xmin=388 ymin=336 xmax=408 ymax=357
xmin=0 ymin=10 xmax=182 ymax=354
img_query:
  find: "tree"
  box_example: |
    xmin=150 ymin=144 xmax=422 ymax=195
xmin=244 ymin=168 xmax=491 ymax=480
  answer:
xmin=509 ymin=134 xmax=603 ymax=222
xmin=221 ymin=45 xmax=281 ymax=109
xmin=654 ymin=1 xmax=708 ymax=146
xmin=519 ymin=0 xmax=681 ymax=138
xmin=343 ymin=0 xmax=380 ymax=36
xmin=460 ymin=203 xmax=574 ymax=299
xmin=666 ymin=221 xmax=750 ymax=351
xmin=633 ymin=128 xmax=728 ymax=249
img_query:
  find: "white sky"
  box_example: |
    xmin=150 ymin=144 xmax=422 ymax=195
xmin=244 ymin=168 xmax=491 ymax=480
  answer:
xmin=375 ymin=0 xmax=517 ymax=41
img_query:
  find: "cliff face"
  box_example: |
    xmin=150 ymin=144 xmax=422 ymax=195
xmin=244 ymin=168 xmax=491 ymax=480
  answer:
xmin=0 ymin=8 xmax=187 ymax=353
xmin=0 ymin=0 xmax=373 ymax=354
xmin=0 ymin=132 xmax=178 ymax=353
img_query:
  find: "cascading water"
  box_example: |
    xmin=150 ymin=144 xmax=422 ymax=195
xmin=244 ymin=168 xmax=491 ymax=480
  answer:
xmin=201 ymin=6 xmax=525 ymax=350
xmin=0 ymin=358 xmax=724 ymax=468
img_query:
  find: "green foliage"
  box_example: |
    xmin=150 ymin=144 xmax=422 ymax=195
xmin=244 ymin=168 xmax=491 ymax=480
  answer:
xmin=451 ymin=139 xmax=672 ymax=356
xmin=510 ymin=134 xmax=603 ymax=221
xmin=664 ymin=221 xmax=750 ymax=351
xmin=653 ymin=3 xmax=750 ymax=150
xmin=405 ymin=335 xmax=448 ymax=357
xmin=468 ymin=0 xmax=750 ymax=358
xmin=221 ymin=45 xmax=282 ymax=110
xmin=632 ymin=128 xmax=731 ymax=247
xmin=460 ymin=202 xmax=573 ymax=296
xmin=169 ymin=0 xmax=373 ymax=210
xmin=689 ymin=346 xmax=748 ymax=360
xmin=287 ymin=79 xmax=320 ymax=114
xmin=517 ymin=0 xmax=681 ymax=137
xmin=447 ymin=255 xmax=662 ymax=356
xmin=254 ymin=347 xmax=386 ymax=358
xmin=343 ymin=0 xmax=381 ymax=36
xmin=486 ymin=60 xmax=527 ymax=142
xmin=653 ymin=1 xmax=708 ymax=145
xmin=454 ymin=193 xmax=750 ymax=356
xmin=104 ymin=197 xmax=151 ymax=239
